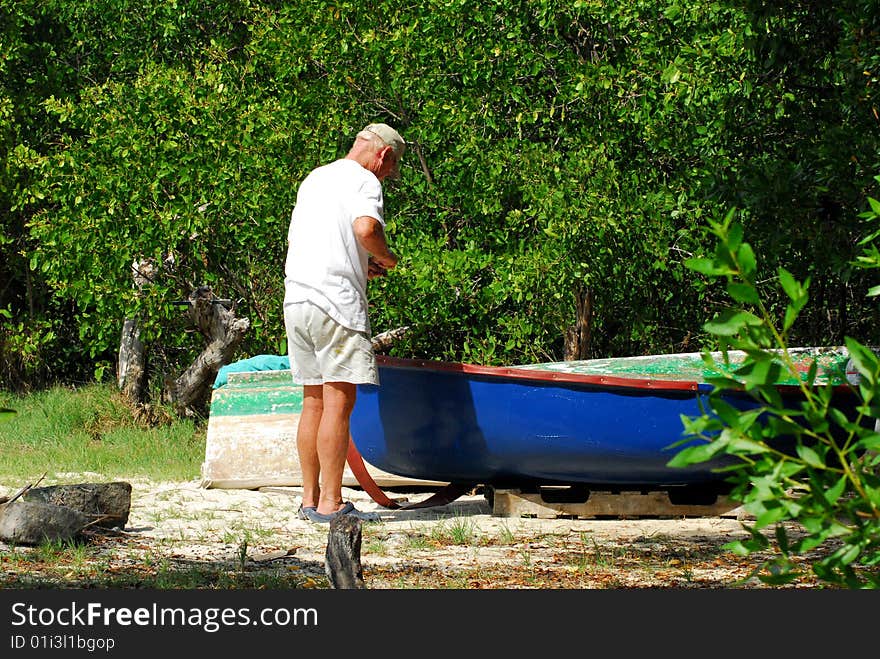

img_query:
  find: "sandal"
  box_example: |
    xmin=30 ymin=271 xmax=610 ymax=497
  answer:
xmin=304 ymin=501 xmax=381 ymax=524
xmin=297 ymin=504 xmax=315 ymax=520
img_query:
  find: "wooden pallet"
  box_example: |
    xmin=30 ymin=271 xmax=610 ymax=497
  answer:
xmin=491 ymin=487 xmax=748 ymax=520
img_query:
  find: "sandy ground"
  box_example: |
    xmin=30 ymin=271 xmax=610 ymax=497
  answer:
xmin=3 ymin=478 xmax=815 ymax=588
xmin=115 ymin=479 xmax=773 ymax=588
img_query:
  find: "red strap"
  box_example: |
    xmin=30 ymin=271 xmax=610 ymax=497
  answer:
xmin=346 ymin=437 xmax=476 ymax=510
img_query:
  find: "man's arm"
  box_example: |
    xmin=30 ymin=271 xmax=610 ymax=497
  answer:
xmin=353 ymin=216 xmax=399 ymax=271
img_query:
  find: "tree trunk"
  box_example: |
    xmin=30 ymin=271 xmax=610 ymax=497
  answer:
xmin=564 ymin=287 xmax=592 ymax=361
xmin=164 ymin=286 xmax=250 ymax=417
xmin=117 ymin=258 xmax=156 ymax=405
xmin=117 ymin=318 xmax=147 ymax=405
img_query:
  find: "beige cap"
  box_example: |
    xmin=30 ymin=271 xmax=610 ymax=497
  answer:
xmin=359 ymin=123 xmax=406 ymax=159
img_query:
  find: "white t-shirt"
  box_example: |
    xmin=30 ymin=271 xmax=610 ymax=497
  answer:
xmin=283 ymin=158 xmax=384 ymax=333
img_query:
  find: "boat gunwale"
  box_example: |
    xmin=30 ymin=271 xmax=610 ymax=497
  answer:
xmin=376 ymin=355 xmax=702 ymax=392
xmin=375 ymin=354 xmax=855 ymax=395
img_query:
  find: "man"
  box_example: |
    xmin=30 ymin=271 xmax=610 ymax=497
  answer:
xmin=283 ymin=123 xmax=405 ymax=523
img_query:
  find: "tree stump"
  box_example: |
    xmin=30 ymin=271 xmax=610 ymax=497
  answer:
xmin=325 ymin=514 xmax=366 ymax=589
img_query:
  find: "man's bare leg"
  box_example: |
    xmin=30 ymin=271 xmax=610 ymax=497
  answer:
xmin=315 ymin=381 xmax=357 ymax=516
xmin=297 ymin=384 xmax=324 ymax=510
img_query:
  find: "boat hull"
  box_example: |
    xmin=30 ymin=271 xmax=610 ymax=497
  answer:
xmin=351 ymin=359 xmax=726 ymax=487
xmin=350 ymin=352 xmax=857 ymax=488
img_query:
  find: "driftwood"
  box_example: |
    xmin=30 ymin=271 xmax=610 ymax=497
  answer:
xmin=22 ymin=482 xmax=132 ymax=529
xmin=165 ymin=286 xmax=250 ymax=417
xmin=0 ymin=480 xmax=132 ymax=546
xmin=325 ymin=514 xmax=366 ymax=589
xmin=371 ymin=325 xmax=410 ymax=354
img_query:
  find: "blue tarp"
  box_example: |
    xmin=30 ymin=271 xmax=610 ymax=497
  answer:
xmin=213 ymin=354 xmax=289 ymax=389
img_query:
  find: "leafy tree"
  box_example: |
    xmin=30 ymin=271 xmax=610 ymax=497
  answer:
xmin=2 ymin=1 xmax=879 ymax=398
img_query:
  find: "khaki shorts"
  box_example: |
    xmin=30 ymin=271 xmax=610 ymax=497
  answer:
xmin=284 ymin=302 xmax=378 ymax=385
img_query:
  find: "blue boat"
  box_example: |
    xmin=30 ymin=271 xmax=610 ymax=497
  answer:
xmin=349 ymin=348 xmax=860 ymax=495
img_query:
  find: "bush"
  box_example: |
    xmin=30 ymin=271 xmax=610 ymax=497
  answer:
xmin=673 ymin=208 xmax=880 ymax=588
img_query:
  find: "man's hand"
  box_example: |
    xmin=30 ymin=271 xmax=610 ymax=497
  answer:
xmin=354 ymin=216 xmax=399 ymax=277
xmin=368 ymin=257 xmax=388 ymax=279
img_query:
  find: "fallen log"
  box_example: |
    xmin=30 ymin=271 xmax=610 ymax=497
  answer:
xmin=0 ymin=479 xmax=133 ymax=546
xmin=0 ymin=500 xmax=88 ymax=546
xmin=22 ymin=482 xmax=132 ymax=529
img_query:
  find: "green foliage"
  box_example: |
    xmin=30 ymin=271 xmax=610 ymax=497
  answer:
xmin=856 ymin=175 xmax=880 ymax=297
xmin=2 ymin=1 xmax=880 ymax=386
xmin=676 ymin=209 xmax=880 ymax=588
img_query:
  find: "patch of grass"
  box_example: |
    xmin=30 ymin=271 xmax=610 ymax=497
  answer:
xmin=588 ymin=538 xmax=621 ymax=568
xmin=448 ymin=516 xmax=476 ymax=545
xmin=442 ymin=575 xmax=472 ymax=588
xmin=403 ymin=533 xmax=432 ymax=551
xmin=221 ymin=527 xmax=270 ymax=546
xmin=428 ymin=515 xmax=477 ymax=546
xmin=497 ymin=522 xmax=515 ymax=544
xmin=364 ymin=536 xmax=388 ymax=556
xmin=0 ymin=383 xmax=205 ymax=484
xmin=237 ymin=539 xmax=249 ymax=570
xmin=565 ymin=532 xmax=596 ymax=572
xmin=0 ymin=546 xmax=31 ymax=568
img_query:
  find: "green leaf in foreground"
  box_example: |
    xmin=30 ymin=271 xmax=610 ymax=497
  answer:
xmin=703 ymin=309 xmax=764 ymax=336
xmin=674 ymin=210 xmax=880 ymax=589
